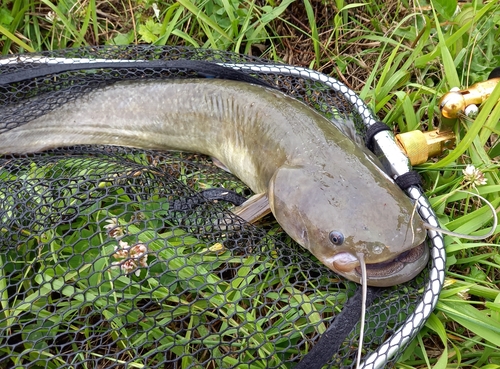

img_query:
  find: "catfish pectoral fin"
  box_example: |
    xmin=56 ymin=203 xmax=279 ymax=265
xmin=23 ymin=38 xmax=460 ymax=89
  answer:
xmin=232 ymin=193 xmax=271 ymax=224
xmin=211 ymin=157 xmax=232 ymax=173
xmin=211 ymin=193 xmax=270 ymax=233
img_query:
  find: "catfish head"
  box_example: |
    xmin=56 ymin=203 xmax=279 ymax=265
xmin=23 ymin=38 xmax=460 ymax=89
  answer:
xmin=268 ymin=164 xmax=429 ymax=287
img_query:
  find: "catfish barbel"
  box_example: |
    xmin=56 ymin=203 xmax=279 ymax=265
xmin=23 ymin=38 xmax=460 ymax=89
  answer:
xmin=0 ymin=78 xmax=429 ymax=286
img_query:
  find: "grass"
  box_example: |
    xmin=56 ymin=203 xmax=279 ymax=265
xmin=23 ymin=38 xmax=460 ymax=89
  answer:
xmin=1 ymin=0 xmax=500 ymax=368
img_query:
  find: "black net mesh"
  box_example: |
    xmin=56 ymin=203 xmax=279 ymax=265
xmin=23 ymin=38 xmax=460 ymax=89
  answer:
xmin=0 ymin=46 xmax=445 ymax=369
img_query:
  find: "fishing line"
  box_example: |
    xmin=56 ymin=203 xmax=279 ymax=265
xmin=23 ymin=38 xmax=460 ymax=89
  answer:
xmin=356 ymin=252 xmax=367 ymax=369
xmin=423 ymin=190 xmax=497 ymax=240
xmin=294 ymin=284 xmax=383 ymax=369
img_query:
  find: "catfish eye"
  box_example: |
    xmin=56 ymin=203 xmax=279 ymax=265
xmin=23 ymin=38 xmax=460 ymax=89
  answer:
xmin=329 ymin=231 xmax=344 ymax=245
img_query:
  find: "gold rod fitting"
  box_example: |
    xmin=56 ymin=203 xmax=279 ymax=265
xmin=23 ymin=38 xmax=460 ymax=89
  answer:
xmin=395 ymin=129 xmax=456 ymax=165
xmin=439 ymin=77 xmax=500 ymax=119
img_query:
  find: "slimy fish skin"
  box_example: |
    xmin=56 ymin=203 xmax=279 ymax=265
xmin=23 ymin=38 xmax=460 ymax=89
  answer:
xmin=0 ymin=79 xmax=428 ymax=286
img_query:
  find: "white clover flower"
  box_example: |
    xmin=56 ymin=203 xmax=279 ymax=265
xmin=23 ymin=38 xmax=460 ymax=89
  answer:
xmin=462 ymin=164 xmax=487 ymax=188
xmin=112 ymin=241 xmax=148 ymax=276
xmin=104 ymin=218 xmax=125 ymax=239
xmin=45 ymin=11 xmax=56 ymax=22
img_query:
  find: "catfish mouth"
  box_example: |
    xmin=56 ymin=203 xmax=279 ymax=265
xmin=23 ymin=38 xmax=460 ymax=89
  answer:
xmin=354 ymin=242 xmax=427 ymax=278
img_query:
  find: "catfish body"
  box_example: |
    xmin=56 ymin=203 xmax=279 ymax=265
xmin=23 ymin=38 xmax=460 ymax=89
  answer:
xmin=0 ymin=79 xmax=428 ymax=286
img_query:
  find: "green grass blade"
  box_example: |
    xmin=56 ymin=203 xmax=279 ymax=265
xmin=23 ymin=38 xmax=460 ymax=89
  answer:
xmin=39 ymin=0 xmax=87 ymax=48
xmin=171 ymin=28 xmax=201 ymax=48
xmin=438 ymin=300 xmax=500 ymax=343
xmin=156 ymin=4 xmax=184 ymax=45
xmin=0 ymin=23 xmax=35 ymax=52
xmin=303 ymin=0 xmax=320 ymax=68
xmin=176 ymin=0 xmax=231 ymax=42
xmin=431 ymin=5 xmax=459 ymax=88
xmin=424 ymin=313 xmax=448 ymax=369
xmin=414 ymin=1 xmax=497 ymax=68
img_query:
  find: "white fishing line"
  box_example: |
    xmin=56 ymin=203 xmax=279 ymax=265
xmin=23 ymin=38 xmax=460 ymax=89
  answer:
xmin=423 ymin=190 xmax=498 ymax=240
xmin=356 ymin=252 xmax=367 ymax=369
